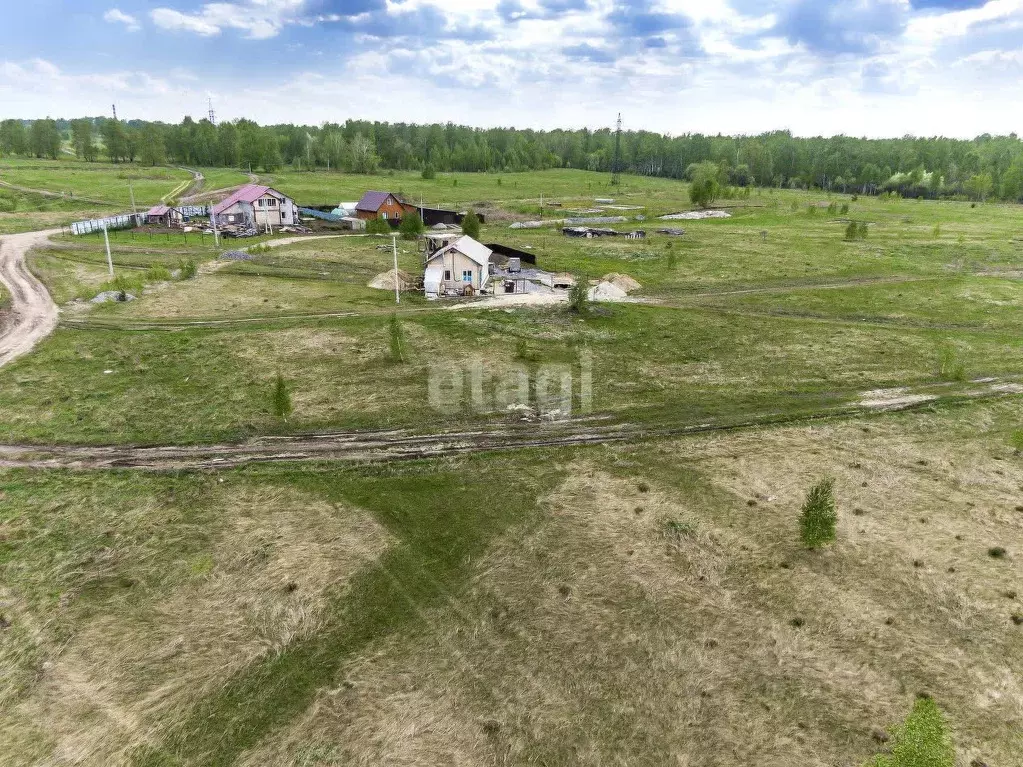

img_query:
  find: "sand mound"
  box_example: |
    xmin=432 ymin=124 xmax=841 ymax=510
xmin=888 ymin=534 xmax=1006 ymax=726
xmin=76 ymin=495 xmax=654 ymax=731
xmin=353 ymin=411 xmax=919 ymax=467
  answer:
xmin=588 ymin=281 xmax=627 ymax=301
xmin=368 ymin=269 xmax=413 ymax=291
xmin=601 ymin=273 xmax=641 ymax=294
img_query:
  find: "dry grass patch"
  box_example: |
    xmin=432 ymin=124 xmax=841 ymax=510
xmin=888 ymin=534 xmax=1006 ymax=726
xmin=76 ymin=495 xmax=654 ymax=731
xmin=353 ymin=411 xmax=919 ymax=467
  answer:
xmin=2 ymin=483 xmax=391 ymax=767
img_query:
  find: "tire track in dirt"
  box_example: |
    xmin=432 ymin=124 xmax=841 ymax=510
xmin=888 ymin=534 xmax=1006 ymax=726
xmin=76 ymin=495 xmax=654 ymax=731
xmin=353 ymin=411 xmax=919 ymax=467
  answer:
xmin=0 ymin=229 xmax=60 ymax=368
xmin=0 ymin=380 xmax=1016 ymax=472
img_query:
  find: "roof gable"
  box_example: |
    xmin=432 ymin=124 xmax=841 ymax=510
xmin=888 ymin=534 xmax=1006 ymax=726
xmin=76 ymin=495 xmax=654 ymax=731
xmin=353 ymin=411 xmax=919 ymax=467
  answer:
xmin=212 ymin=184 xmax=287 ymax=215
xmin=426 ymin=236 xmax=492 ymax=267
xmin=356 ymin=190 xmax=398 ymax=212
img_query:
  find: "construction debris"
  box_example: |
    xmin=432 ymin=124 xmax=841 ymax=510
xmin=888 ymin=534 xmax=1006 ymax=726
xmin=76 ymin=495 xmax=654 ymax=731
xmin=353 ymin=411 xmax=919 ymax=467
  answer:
xmin=91 ymin=291 xmax=135 ymax=304
xmin=220 ymin=250 xmax=252 ymax=261
xmin=564 ymin=216 xmax=628 ymax=225
xmin=509 ymin=220 xmax=545 ymax=229
xmin=658 ymin=210 xmax=732 ymax=220
xmin=563 ymin=227 xmax=646 ymax=239
xmin=657 ymin=228 xmax=686 ymax=236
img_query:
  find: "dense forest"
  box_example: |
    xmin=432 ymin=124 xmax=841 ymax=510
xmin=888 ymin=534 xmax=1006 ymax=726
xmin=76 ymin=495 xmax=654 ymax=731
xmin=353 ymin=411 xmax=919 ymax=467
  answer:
xmin=3 ymin=115 xmax=1023 ymax=202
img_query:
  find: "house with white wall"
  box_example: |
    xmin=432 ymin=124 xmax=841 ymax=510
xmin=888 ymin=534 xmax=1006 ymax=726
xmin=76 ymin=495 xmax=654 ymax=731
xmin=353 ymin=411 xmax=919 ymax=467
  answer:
xmin=423 ymin=236 xmax=492 ymax=298
xmin=211 ymin=184 xmax=299 ymax=229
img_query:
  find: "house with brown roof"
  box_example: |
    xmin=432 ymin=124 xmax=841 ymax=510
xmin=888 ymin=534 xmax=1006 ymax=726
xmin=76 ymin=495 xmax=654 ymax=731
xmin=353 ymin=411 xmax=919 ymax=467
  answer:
xmin=145 ymin=204 xmax=183 ymax=227
xmin=212 ymin=184 xmax=299 ymax=229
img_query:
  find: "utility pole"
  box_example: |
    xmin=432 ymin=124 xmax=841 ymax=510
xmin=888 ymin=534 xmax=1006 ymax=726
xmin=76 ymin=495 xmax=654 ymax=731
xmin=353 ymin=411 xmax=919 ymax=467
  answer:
xmin=102 ymin=220 xmax=114 ymax=277
xmin=540 ymin=191 xmax=543 ymax=219
xmin=611 ymin=113 xmax=623 ymax=187
xmin=392 ymin=234 xmax=400 ymax=305
xmin=128 ymin=181 xmax=137 ymax=216
xmin=210 ymin=205 xmax=220 ymax=248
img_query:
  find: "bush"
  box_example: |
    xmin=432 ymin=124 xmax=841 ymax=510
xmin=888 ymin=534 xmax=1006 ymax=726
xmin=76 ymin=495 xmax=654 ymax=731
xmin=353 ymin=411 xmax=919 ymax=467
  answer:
xmin=366 ymin=217 xmax=391 ymax=235
xmin=270 ymin=373 xmax=292 ymax=420
xmin=840 ymin=203 xmax=849 ymax=214
xmin=858 ymin=221 xmax=868 ymax=239
xmin=799 ymin=477 xmax=837 ymax=549
xmin=399 ymin=211 xmax=424 ymax=240
xmin=827 ymin=202 xmax=837 ymax=214
xmin=845 ymin=221 xmax=858 ymax=241
xmin=461 ymin=210 xmax=481 ymax=239
xmin=568 ymin=276 xmax=589 ymax=314
xmin=178 ymin=259 xmax=197 ymax=279
xmin=146 ymin=264 xmax=172 ymax=282
xmin=420 ymin=164 xmax=436 ymax=180
xmin=851 ymin=193 xmax=859 ymax=201
xmin=937 ymin=344 xmax=966 ymax=381
xmin=389 ymin=314 xmax=406 ymax=363
xmin=870 ymin=696 xmax=954 ymax=767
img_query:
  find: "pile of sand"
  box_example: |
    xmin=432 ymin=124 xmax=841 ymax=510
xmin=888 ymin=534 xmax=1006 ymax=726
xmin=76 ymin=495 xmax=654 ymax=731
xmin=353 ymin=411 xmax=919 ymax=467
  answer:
xmin=588 ymin=281 xmax=628 ymax=301
xmin=601 ymin=273 xmax=641 ymax=294
xmin=368 ymin=269 xmax=414 ymax=291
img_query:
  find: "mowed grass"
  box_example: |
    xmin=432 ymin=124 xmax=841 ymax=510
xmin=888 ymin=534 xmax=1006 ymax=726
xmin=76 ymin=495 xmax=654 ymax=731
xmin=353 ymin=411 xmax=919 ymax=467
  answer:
xmin=2 ymin=401 xmax=1022 ymax=765
xmin=0 ymin=158 xmax=193 ymax=205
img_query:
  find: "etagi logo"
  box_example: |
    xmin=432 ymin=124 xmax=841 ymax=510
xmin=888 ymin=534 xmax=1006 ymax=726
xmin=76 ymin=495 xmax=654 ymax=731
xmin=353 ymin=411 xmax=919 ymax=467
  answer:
xmin=428 ymin=350 xmax=593 ymax=419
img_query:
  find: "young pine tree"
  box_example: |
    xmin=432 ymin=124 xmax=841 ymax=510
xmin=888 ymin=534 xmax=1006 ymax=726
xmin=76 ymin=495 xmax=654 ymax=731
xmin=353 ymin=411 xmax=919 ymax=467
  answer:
xmin=461 ymin=210 xmax=481 ymax=239
xmin=799 ymin=477 xmax=837 ymax=549
xmin=871 ymin=696 xmax=954 ymax=767
xmin=271 ymin=373 xmax=293 ymax=420
xmin=845 ymin=221 xmax=858 ymax=241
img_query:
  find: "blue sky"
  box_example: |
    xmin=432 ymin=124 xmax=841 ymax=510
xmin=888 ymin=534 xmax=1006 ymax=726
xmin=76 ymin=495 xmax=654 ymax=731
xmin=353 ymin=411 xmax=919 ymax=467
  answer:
xmin=1 ymin=0 xmax=1021 ymax=137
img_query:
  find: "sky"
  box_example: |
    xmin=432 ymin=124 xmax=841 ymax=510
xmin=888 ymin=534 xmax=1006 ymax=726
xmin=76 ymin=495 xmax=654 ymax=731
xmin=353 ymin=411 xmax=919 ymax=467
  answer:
xmin=1 ymin=0 xmax=1021 ymax=138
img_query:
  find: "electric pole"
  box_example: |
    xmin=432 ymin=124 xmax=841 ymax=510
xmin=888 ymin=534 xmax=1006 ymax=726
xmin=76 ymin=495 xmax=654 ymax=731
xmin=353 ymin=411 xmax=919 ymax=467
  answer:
xmin=611 ymin=113 xmax=623 ymax=187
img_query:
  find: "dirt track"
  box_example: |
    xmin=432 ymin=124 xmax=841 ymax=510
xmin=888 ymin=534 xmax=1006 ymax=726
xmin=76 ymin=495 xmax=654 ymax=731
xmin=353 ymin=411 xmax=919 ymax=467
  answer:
xmin=0 ymin=229 xmax=60 ymax=367
xmin=0 ymin=381 xmax=1014 ymax=472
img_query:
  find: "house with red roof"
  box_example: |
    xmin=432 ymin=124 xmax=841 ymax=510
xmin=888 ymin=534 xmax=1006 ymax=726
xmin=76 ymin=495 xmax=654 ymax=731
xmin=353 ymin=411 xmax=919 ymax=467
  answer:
xmin=211 ymin=184 xmax=299 ymax=229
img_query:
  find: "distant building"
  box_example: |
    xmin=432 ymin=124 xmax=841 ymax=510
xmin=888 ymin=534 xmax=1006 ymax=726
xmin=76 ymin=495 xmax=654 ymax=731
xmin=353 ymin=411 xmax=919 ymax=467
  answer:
xmin=212 ymin=185 xmax=299 ymax=229
xmin=355 ymin=191 xmax=407 ymax=222
xmin=145 ymin=204 xmax=183 ymax=227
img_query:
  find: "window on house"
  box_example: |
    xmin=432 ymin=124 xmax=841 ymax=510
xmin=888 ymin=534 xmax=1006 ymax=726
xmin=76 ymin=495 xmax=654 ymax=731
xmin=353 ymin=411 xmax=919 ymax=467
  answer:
xmin=462 ymin=270 xmax=473 ymax=282
xmin=444 ymin=270 xmax=451 ymax=281
xmin=382 ymin=212 xmax=388 ymax=220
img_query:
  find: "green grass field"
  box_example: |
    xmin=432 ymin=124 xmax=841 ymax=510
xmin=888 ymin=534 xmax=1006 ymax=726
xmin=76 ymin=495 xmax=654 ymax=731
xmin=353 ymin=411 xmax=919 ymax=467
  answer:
xmin=2 ymin=168 xmax=1023 ymax=766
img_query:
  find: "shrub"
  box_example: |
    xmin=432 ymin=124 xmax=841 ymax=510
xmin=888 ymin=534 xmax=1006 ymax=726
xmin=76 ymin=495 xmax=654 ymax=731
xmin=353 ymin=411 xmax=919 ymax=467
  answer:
xmin=461 ymin=210 xmax=481 ymax=239
xmin=870 ymin=696 xmax=954 ymax=767
xmin=568 ymin=276 xmax=589 ymax=314
xmin=827 ymin=202 xmax=837 ymax=214
xmin=366 ymin=217 xmax=391 ymax=235
xmin=146 ymin=264 xmax=172 ymax=282
xmin=799 ymin=477 xmax=837 ymax=549
xmin=840 ymin=203 xmax=849 ymax=214
xmin=399 ymin=211 xmax=424 ymax=240
xmin=937 ymin=344 xmax=966 ymax=381
xmin=420 ymin=164 xmax=436 ymax=180
xmin=845 ymin=221 xmax=858 ymax=241
xmin=857 ymin=221 xmax=868 ymax=239
xmin=270 ymin=373 xmax=292 ymax=420
xmin=178 ymin=259 xmax=197 ymax=279
xmin=388 ymin=314 xmax=406 ymax=363
xmin=851 ymin=193 xmax=859 ymax=201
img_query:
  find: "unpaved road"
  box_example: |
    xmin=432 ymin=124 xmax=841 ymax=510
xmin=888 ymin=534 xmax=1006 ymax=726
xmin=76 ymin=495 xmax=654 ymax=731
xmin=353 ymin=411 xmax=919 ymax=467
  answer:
xmin=0 ymin=229 xmax=59 ymax=367
xmin=0 ymin=379 xmax=1016 ymax=472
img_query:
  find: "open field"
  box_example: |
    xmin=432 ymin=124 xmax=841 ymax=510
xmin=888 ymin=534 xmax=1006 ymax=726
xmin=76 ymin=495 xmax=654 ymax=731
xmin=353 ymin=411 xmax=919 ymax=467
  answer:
xmin=2 ymin=402 xmax=1023 ymax=766
xmin=0 ymin=158 xmax=194 ymax=206
xmin=2 ymin=167 xmax=1023 ymax=765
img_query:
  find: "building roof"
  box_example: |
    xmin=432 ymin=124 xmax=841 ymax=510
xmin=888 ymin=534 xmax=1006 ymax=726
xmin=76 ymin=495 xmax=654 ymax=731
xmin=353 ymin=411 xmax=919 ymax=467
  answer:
xmin=212 ymin=185 xmax=283 ymax=216
xmin=146 ymin=204 xmax=172 ymax=216
xmin=426 ymin=235 xmax=492 ymax=267
xmin=355 ymin=190 xmax=396 ymax=212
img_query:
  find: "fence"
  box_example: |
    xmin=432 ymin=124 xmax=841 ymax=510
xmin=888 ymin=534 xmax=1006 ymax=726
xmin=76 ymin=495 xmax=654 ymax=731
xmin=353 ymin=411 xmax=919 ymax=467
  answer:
xmin=69 ymin=213 xmax=143 ymax=235
xmin=63 ymin=226 xmax=217 ymax=247
xmin=178 ymin=205 xmax=209 ymax=217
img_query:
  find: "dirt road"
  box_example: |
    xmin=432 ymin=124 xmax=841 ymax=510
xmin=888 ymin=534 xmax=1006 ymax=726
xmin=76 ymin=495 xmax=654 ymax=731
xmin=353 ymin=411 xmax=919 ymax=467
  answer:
xmin=0 ymin=229 xmax=59 ymax=368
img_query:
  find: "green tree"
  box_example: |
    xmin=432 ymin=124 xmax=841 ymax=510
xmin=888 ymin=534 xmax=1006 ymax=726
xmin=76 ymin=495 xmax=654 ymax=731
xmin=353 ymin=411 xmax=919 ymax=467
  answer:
xmin=799 ymin=477 xmax=837 ymax=549
xmin=845 ymin=221 xmax=858 ymax=241
xmin=870 ymin=697 xmax=954 ymax=767
xmin=688 ymin=161 xmax=721 ymax=207
xmin=965 ymin=172 xmax=993 ymax=202
xmin=139 ymin=124 xmax=167 ymax=166
xmin=0 ymin=119 xmax=27 ymax=156
xmin=271 ymin=373 xmax=293 ymax=420
xmin=568 ymin=275 xmax=589 ymax=314
xmin=366 ymin=217 xmax=391 ymax=235
xmin=421 ymin=164 xmax=436 ymax=180
xmin=29 ymin=119 xmax=61 ymax=159
xmin=461 ymin=210 xmax=481 ymax=239
xmin=70 ymin=119 xmax=95 ymax=161
xmin=101 ymin=119 xmax=127 ymax=163
xmin=399 ymin=211 xmax=424 ymax=240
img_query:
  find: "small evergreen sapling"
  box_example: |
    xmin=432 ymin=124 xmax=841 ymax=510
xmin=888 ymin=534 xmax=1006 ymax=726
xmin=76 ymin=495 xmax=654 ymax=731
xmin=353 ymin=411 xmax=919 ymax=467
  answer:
xmin=271 ymin=373 xmax=293 ymax=420
xmin=799 ymin=477 xmax=837 ymax=549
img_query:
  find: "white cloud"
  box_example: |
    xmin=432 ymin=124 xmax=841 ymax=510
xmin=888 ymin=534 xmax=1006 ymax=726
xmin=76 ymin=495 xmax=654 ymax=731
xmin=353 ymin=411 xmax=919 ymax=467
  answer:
xmin=150 ymin=0 xmax=305 ymax=40
xmin=103 ymin=8 xmax=141 ymax=31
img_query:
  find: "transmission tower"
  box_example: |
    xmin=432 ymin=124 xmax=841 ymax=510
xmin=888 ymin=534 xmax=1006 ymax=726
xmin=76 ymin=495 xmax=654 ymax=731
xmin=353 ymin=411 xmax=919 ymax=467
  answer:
xmin=112 ymin=103 xmax=118 ymax=121
xmin=610 ymin=113 xmax=623 ymax=187
xmin=207 ymin=96 xmax=216 ymax=126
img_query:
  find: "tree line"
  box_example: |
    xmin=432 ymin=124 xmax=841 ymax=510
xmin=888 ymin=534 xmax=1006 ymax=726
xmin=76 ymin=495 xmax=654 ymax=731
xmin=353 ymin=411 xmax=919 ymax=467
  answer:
xmin=3 ymin=116 xmax=1023 ymax=201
